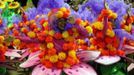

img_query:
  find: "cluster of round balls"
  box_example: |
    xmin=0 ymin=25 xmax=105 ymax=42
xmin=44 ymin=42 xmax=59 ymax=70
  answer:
xmin=8 ymin=7 xmax=93 ymax=69
xmin=89 ymin=8 xmax=125 ymax=56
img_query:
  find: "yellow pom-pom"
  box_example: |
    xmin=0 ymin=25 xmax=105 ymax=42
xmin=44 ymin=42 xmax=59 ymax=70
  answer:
xmin=77 ymin=39 xmax=85 ymax=44
xmin=44 ymin=55 xmax=49 ymax=60
xmin=89 ymin=45 xmax=96 ymax=50
xmin=56 ymin=11 xmax=63 ymax=18
xmin=89 ymin=38 xmax=93 ymax=42
xmin=64 ymin=63 xmax=71 ymax=68
xmin=47 ymin=42 xmax=54 ymax=49
xmin=86 ymin=26 xmax=93 ymax=34
xmin=91 ymin=22 xmax=104 ymax=30
xmin=80 ymin=20 xmax=86 ymax=27
xmin=109 ymin=13 xmax=118 ymax=19
xmin=26 ymin=21 xmax=30 ymax=25
xmin=68 ymin=50 xmax=76 ymax=58
xmin=49 ymin=55 xmax=58 ymax=63
xmin=43 ymin=22 xmax=48 ymax=27
xmin=112 ymin=13 xmax=117 ymax=19
xmin=27 ymin=31 xmax=36 ymax=38
xmin=0 ymin=36 xmax=4 ymax=43
xmin=21 ymin=27 xmax=28 ymax=33
xmin=62 ymin=31 xmax=69 ymax=38
xmin=124 ymin=25 xmax=132 ymax=32
xmin=48 ymin=30 xmax=55 ymax=36
xmin=58 ymin=52 xmax=66 ymax=60
xmin=65 ymin=36 xmax=74 ymax=42
xmin=60 ymin=7 xmax=67 ymax=12
xmin=13 ymin=39 xmax=21 ymax=46
xmin=106 ymin=29 xmax=115 ymax=37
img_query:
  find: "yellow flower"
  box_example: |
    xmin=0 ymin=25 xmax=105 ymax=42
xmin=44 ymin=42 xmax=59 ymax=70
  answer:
xmin=27 ymin=31 xmax=36 ymax=38
xmin=47 ymin=42 xmax=54 ymax=49
xmin=106 ymin=29 xmax=115 ymax=37
xmin=0 ymin=1 xmax=5 ymax=9
xmin=58 ymin=52 xmax=66 ymax=60
xmin=49 ymin=55 xmax=58 ymax=63
xmin=8 ymin=2 xmax=20 ymax=9
xmin=64 ymin=63 xmax=71 ymax=68
xmin=77 ymin=39 xmax=85 ymax=44
xmin=91 ymin=22 xmax=104 ymax=30
xmin=55 ymin=11 xmax=63 ymax=18
xmin=48 ymin=30 xmax=55 ymax=36
xmin=60 ymin=7 xmax=67 ymax=12
xmin=80 ymin=20 xmax=86 ymax=27
xmin=68 ymin=50 xmax=76 ymax=58
xmin=13 ymin=39 xmax=21 ymax=46
xmin=124 ymin=24 xmax=132 ymax=32
xmin=86 ymin=26 xmax=93 ymax=34
xmin=62 ymin=31 xmax=69 ymax=38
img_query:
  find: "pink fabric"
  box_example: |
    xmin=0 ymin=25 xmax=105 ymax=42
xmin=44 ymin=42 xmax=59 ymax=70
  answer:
xmin=5 ymin=51 xmax=21 ymax=57
xmin=29 ymin=51 xmax=40 ymax=58
xmin=20 ymin=57 xmax=40 ymax=68
xmin=95 ymin=56 xmax=121 ymax=65
xmin=32 ymin=65 xmax=43 ymax=75
xmin=64 ymin=63 xmax=97 ymax=75
xmin=19 ymin=51 xmax=30 ymax=61
xmin=77 ymin=51 xmax=100 ymax=61
xmin=32 ymin=64 xmax=61 ymax=75
xmin=122 ymin=45 xmax=134 ymax=54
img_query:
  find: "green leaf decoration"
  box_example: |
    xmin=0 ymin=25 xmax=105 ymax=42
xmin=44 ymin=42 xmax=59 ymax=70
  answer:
xmin=0 ymin=67 xmax=6 ymax=75
xmin=98 ymin=60 xmax=128 ymax=75
xmin=88 ymin=59 xmax=128 ymax=75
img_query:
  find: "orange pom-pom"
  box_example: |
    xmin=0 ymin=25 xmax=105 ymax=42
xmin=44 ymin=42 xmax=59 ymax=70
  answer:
xmin=101 ymin=50 xmax=109 ymax=56
xmin=13 ymin=30 xmax=19 ymax=36
xmin=63 ymin=11 xmax=70 ymax=18
xmin=63 ymin=43 xmax=69 ymax=51
xmin=97 ymin=42 xmax=105 ymax=48
xmin=109 ymin=50 xmax=117 ymax=56
xmin=117 ymin=50 xmax=125 ymax=56
xmin=43 ymin=60 xmax=53 ymax=68
xmin=39 ymin=51 xmax=46 ymax=58
xmin=40 ymin=19 xmax=46 ymax=25
xmin=66 ymin=57 xmax=76 ymax=66
xmin=45 ymin=36 xmax=53 ymax=42
xmin=68 ymin=43 xmax=77 ymax=50
xmin=56 ymin=61 xmax=64 ymax=69
xmin=101 ymin=9 xmax=112 ymax=17
xmin=54 ymin=32 xmax=62 ymax=39
xmin=105 ymin=37 xmax=113 ymax=44
xmin=127 ymin=17 xmax=133 ymax=24
xmin=48 ymin=48 xmax=57 ymax=55
xmin=21 ymin=28 xmax=29 ymax=33
xmin=75 ymin=18 xmax=81 ymax=25
xmin=96 ymin=31 xmax=103 ymax=38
